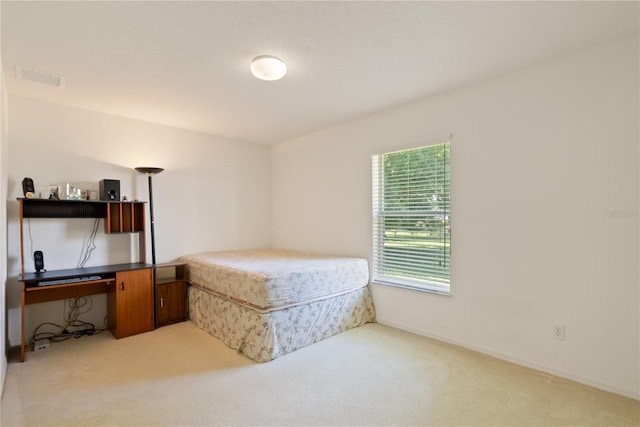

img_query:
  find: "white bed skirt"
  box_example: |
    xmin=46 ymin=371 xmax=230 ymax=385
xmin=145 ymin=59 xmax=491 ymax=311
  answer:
xmin=188 ymin=283 xmax=376 ymax=362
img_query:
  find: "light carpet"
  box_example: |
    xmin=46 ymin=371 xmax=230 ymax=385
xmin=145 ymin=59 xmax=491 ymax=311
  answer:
xmin=1 ymin=321 xmax=638 ymax=426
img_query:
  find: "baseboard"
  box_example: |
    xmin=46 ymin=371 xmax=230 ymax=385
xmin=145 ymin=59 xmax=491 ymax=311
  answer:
xmin=376 ymin=318 xmax=640 ymax=401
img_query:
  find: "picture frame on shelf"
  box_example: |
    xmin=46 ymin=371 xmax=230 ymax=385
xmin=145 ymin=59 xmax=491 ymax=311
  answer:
xmin=47 ymin=184 xmax=60 ymax=200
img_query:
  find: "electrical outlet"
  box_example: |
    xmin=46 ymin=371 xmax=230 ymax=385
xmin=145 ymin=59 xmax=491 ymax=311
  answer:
xmin=34 ymin=339 xmax=50 ymax=351
xmin=553 ymin=325 xmax=565 ymax=340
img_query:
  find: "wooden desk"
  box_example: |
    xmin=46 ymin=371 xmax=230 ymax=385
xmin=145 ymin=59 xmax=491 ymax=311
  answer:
xmin=19 ymin=263 xmax=154 ymax=362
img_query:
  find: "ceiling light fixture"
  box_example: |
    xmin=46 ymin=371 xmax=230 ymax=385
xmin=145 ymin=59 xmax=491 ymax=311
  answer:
xmin=250 ymin=55 xmax=287 ymax=81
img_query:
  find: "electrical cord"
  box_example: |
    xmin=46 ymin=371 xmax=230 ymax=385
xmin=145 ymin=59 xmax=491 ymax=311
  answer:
xmin=78 ymin=218 xmax=101 ymax=268
xmin=28 ymin=296 xmax=108 ymax=345
xmin=28 ymin=216 xmax=100 ymax=268
xmin=65 ymin=295 xmax=92 ymax=321
xmin=27 ymin=213 xmax=106 ymax=346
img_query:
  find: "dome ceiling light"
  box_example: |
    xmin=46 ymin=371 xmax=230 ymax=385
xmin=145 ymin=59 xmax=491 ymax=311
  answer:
xmin=250 ymin=55 xmax=287 ymax=81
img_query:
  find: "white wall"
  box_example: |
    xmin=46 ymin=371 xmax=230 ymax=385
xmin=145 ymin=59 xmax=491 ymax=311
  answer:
xmin=6 ymin=95 xmax=271 ymax=346
xmin=272 ymin=36 xmax=639 ymax=399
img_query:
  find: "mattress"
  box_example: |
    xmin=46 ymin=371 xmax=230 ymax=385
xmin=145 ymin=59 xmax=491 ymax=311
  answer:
xmin=179 ymin=249 xmax=370 ymax=311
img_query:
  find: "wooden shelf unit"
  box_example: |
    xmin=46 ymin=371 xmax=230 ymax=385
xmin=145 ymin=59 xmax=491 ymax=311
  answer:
xmin=106 ymin=202 xmax=145 ymax=234
xmin=17 ymin=198 xmax=152 ymax=362
xmin=18 ymin=198 xmax=147 ymax=275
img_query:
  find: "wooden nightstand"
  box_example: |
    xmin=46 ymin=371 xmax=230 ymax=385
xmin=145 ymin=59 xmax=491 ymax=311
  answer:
xmin=154 ymin=263 xmax=187 ymax=328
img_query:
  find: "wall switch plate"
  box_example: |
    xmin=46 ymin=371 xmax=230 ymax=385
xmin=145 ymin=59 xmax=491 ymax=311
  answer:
xmin=553 ymin=325 xmax=565 ymax=340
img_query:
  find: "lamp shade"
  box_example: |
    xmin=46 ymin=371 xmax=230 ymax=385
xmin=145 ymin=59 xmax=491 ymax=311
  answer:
xmin=250 ymin=55 xmax=287 ymax=81
xmin=135 ymin=167 xmax=164 ymax=176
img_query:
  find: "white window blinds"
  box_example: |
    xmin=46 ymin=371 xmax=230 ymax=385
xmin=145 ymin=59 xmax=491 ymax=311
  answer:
xmin=372 ymin=142 xmax=451 ymax=294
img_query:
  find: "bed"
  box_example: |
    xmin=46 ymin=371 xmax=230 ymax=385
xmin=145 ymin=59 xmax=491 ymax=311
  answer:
xmin=179 ymin=249 xmax=376 ymax=362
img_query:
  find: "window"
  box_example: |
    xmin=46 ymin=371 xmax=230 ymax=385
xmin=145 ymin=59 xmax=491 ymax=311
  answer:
xmin=372 ymin=142 xmax=451 ymax=294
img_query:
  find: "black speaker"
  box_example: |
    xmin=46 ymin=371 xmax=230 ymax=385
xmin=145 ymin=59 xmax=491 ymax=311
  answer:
xmin=99 ymin=179 xmax=120 ymax=201
xmin=22 ymin=177 xmax=35 ymax=197
xmin=34 ymin=250 xmax=44 ymax=273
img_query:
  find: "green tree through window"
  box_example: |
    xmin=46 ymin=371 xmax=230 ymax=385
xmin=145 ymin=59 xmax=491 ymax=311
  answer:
xmin=372 ymin=142 xmax=450 ymax=293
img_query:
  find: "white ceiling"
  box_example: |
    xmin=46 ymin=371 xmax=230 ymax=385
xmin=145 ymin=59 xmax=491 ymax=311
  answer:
xmin=2 ymin=1 xmax=638 ymax=145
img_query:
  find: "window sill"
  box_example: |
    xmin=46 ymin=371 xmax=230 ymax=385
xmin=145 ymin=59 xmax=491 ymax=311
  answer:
xmin=371 ymin=280 xmax=451 ymax=296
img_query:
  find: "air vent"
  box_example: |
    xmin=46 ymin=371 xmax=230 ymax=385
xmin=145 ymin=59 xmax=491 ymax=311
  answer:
xmin=15 ymin=65 xmax=64 ymax=87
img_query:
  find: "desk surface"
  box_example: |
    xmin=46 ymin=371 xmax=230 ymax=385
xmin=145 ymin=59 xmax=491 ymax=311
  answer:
xmin=20 ymin=263 xmax=154 ymax=283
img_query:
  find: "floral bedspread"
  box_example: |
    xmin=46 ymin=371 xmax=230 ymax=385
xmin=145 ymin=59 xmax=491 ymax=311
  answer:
xmin=188 ymin=283 xmax=376 ymax=362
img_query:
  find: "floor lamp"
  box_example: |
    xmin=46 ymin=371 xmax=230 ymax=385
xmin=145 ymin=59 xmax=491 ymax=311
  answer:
xmin=135 ymin=167 xmax=164 ymax=264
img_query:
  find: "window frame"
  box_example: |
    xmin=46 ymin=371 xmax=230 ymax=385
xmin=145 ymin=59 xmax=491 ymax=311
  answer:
xmin=371 ymin=140 xmax=451 ymax=295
